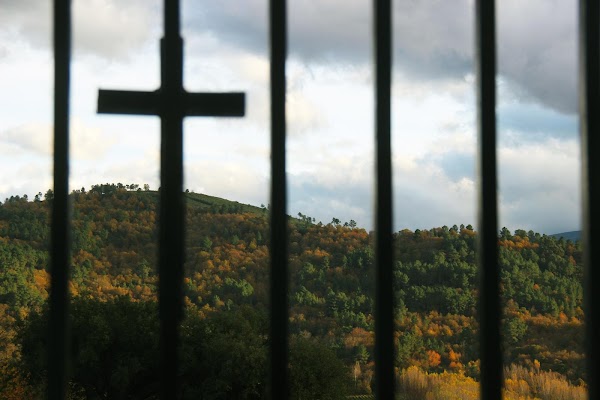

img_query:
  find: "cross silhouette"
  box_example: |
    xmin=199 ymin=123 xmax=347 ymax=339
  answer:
xmin=97 ymin=1 xmax=245 ymax=397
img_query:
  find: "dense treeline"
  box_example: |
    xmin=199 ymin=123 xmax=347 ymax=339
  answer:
xmin=0 ymin=185 xmax=586 ymax=398
xmin=16 ymin=297 xmax=347 ymax=399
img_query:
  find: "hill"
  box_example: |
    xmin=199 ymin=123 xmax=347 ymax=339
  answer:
xmin=550 ymin=230 xmax=581 ymax=242
xmin=0 ymin=185 xmax=588 ymax=398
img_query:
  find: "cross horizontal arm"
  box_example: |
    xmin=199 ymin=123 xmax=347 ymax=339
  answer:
xmin=98 ymin=89 xmax=245 ymax=118
xmin=98 ymin=90 xmax=160 ymax=115
xmin=184 ymin=92 xmax=245 ymax=117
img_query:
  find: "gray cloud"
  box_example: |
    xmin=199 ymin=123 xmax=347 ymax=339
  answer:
xmin=0 ymin=0 xmax=157 ymax=60
xmin=0 ymin=0 xmax=52 ymax=48
xmin=1 ymin=0 xmax=578 ymax=112
xmin=290 ymin=178 xmax=372 ymax=227
xmin=501 ymin=196 xmax=579 ymax=235
xmin=183 ymin=0 xmax=370 ymax=63
xmin=287 ymin=153 xmax=478 ymax=232
xmin=72 ymin=0 xmax=158 ymax=59
xmin=393 ymin=0 xmax=472 ymax=81
xmin=2 ymin=0 xmax=578 ymax=112
xmin=498 ymin=139 xmax=579 ymax=203
xmin=498 ymin=102 xmax=578 ymax=143
xmin=497 ymin=138 xmax=580 ymax=233
xmin=432 ymin=152 xmax=475 ymax=182
xmin=185 ymin=0 xmax=577 ymax=114
xmin=497 ymin=0 xmax=578 ymax=114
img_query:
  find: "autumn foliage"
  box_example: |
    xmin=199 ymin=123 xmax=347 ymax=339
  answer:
xmin=0 ymin=186 xmax=588 ymax=398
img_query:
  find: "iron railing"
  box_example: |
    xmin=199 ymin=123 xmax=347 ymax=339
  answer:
xmin=45 ymin=1 xmax=599 ymax=399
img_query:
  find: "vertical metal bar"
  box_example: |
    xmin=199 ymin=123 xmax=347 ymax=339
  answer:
xmin=579 ymin=1 xmax=599 ymax=399
xmin=48 ymin=1 xmax=71 ymax=399
xmin=475 ymin=1 xmax=502 ymax=399
xmin=159 ymin=1 xmax=184 ymax=398
xmin=374 ymin=0 xmax=394 ymax=399
xmin=269 ymin=0 xmax=288 ymax=398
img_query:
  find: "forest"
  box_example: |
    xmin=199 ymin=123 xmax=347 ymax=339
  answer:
xmin=0 ymin=184 xmax=587 ymax=399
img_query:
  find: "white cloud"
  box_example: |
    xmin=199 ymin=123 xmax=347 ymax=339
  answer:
xmin=499 ymin=139 xmax=579 ymax=195
xmin=233 ymin=53 xmax=269 ymax=85
xmin=287 ymin=89 xmax=325 ymax=136
xmin=71 ymin=119 xmax=118 ymax=160
xmin=0 ymin=160 xmax=52 ymax=202
xmin=185 ymin=160 xmax=268 ymax=207
xmin=0 ymin=120 xmax=116 ymax=160
xmin=0 ymin=123 xmax=51 ymax=155
xmin=393 ymin=155 xmax=477 ymax=231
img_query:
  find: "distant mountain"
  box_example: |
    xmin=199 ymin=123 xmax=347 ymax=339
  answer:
xmin=550 ymin=230 xmax=581 ymax=242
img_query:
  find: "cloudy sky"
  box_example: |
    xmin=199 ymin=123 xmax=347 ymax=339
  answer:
xmin=0 ymin=0 xmax=581 ymax=234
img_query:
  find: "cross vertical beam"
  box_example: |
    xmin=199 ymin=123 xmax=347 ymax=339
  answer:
xmin=579 ymin=1 xmax=600 ymax=399
xmin=374 ymin=0 xmax=394 ymax=399
xmin=48 ymin=1 xmax=71 ymax=399
xmin=158 ymin=1 xmax=184 ymax=397
xmin=269 ymin=0 xmax=289 ymax=398
xmin=97 ymin=2 xmax=245 ymax=397
xmin=475 ymin=1 xmax=502 ymax=399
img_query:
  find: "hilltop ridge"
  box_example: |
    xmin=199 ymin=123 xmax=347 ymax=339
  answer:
xmin=550 ymin=230 xmax=581 ymax=242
